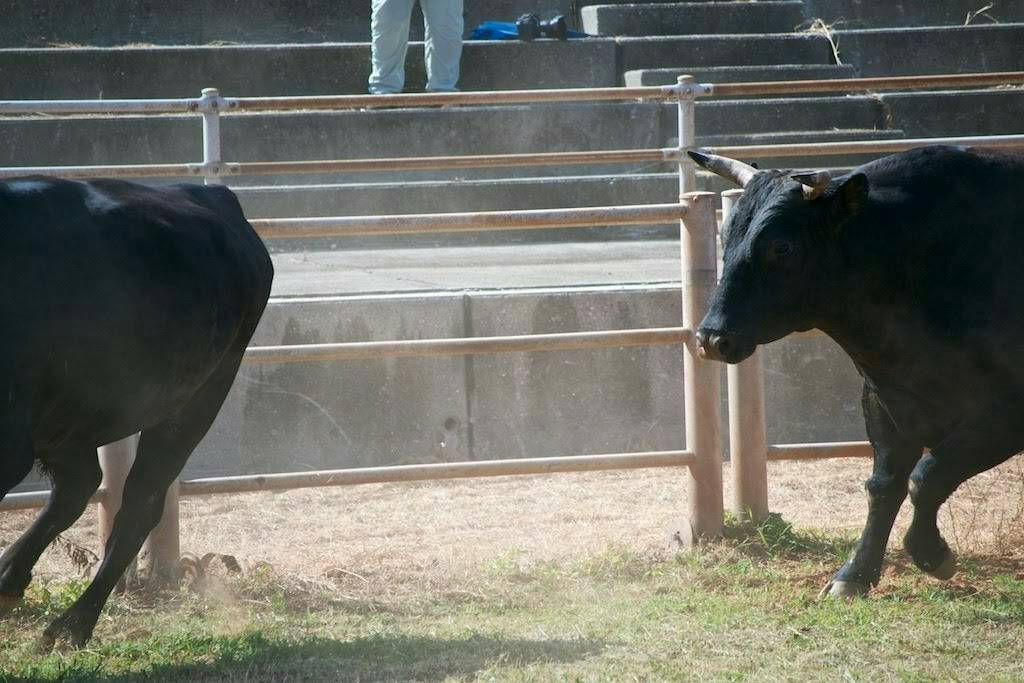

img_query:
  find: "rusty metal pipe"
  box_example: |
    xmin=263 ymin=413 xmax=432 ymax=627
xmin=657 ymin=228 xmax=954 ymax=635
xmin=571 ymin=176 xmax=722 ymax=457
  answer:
xmin=767 ymin=442 xmax=873 ymax=461
xmin=232 ymin=148 xmax=674 ymax=176
xmin=177 ymin=450 xmax=697 ymax=496
xmin=227 ymin=85 xmax=677 ymax=111
xmin=708 ymin=71 xmax=1024 ymax=98
xmin=707 ymin=134 xmax=1024 ymax=160
xmin=250 ymin=201 xmax=690 ymax=239
xmin=245 ymin=327 xmax=690 ymax=364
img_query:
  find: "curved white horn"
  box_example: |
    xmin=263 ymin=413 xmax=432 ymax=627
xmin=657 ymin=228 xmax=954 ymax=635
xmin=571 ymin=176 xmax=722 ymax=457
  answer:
xmin=687 ymin=150 xmax=759 ymax=188
xmin=791 ymin=170 xmax=832 ymax=200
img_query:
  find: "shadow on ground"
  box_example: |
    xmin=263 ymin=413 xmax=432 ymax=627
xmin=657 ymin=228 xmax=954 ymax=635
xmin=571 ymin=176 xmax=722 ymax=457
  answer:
xmin=4 ymin=632 xmax=607 ymax=682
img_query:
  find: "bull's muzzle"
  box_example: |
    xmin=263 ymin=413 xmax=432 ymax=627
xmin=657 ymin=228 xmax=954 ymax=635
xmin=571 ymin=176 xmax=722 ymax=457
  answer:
xmin=694 ymin=329 xmax=755 ymax=364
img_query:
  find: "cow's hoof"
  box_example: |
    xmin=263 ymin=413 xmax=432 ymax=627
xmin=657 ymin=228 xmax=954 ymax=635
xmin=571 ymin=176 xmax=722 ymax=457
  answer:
xmin=37 ymin=614 xmax=91 ymax=654
xmin=36 ymin=629 xmax=88 ymax=655
xmin=819 ymin=580 xmax=870 ymax=600
xmin=0 ymin=594 xmax=21 ymax=617
xmin=927 ymin=551 xmax=957 ymax=581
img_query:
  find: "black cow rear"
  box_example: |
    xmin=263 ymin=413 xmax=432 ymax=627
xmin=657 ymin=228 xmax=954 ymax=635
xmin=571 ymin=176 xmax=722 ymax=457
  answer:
xmin=0 ymin=177 xmax=273 ymax=648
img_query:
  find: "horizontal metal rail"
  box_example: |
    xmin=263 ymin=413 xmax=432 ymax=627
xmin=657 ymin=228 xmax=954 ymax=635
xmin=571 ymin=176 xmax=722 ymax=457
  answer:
xmin=707 ymin=133 xmax=1024 ymax=160
xmin=230 ymin=148 xmax=674 ymax=176
xmin=250 ymin=201 xmax=690 ymax=239
xmin=0 ymin=162 xmax=198 ymax=180
xmin=767 ymin=441 xmax=873 ymax=461
xmin=0 ymin=98 xmax=203 ymax=116
xmin=0 ymin=85 xmax=679 ymax=117
xmin=2 ymin=451 xmax=695 ymax=511
xmin=245 ymin=327 xmax=690 ymax=364
xmin=0 ymin=489 xmax=107 ymax=512
xmin=7 ymin=133 xmax=1024 ymax=181
xmin=228 ymin=85 xmax=682 ymax=110
xmin=178 ymin=450 xmax=697 ymax=496
xmin=709 ymin=70 xmax=1024 ymax=98
xmin=3 ymin=72 xmax=1021 ymax=117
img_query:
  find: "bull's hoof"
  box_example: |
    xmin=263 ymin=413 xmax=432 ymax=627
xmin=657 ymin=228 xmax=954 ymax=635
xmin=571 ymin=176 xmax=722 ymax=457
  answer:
xmin=0 ymin=594 xmax=21 ymax=617
xmin=926 ymin=551 xmax=957 ymax=581
xmin=37 ymin=614 xmax=93 ymax=654
xmin=819 ymin=579 xmax=871 ymax=600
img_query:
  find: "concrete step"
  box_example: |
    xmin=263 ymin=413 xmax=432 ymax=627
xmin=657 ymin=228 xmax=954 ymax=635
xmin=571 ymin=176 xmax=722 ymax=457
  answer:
xmin=619 ymin=33 xmax=836 ymax=72
xmin=0 ymin=41 xmax=620 ymax=98
xmin=625 ymin=63 xmax=857 ymax=87
xmin=835 ymin=24 xmax=1024 ymax=76
xmin=235 ymin=126 xmax=902 ymax=250
xmin=0 ymin=98 xmax=889 ymax=183
xmin=236 ymin=128 xmax=904 ymax=217
xmin=0 ymin=0 xmax=578 ymax=47
xmin=5 ymin=24 xmax=1015 ymax=100
xmin=0 ymin=33 xmax=836 ymax=99
xmin=803 ymin=0 xmax=1024 ymax=29
xmin=582 ymin=2 xmax=806 ymax=37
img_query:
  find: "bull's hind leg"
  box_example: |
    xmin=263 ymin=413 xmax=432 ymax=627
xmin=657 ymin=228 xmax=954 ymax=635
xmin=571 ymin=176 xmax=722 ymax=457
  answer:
xmin=0 ymin=404 xmax=38 ymax=613
xmin=903 ymin=401 xmax=1024 ymax=580
xmin=0 ymin=451 xmax=102 ymax=612
xmin=37 ymin=356 xmax=244 ymax=651
xmin=825 ymin=387 xmax=921 ymax=598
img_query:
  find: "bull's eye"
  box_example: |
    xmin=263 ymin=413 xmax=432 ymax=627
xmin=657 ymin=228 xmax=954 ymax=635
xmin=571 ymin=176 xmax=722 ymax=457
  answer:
xmin=766 ymin=240 xmax=793 ymax=262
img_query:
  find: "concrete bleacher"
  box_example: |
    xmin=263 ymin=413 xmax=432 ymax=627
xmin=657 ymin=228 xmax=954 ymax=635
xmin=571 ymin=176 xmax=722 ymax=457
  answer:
xmin=5 ymin=1 xmax=1024 ymax=481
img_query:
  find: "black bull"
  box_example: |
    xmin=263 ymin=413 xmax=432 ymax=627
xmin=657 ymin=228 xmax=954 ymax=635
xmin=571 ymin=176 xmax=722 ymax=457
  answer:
xmin=0 ymin=178 xmax=273 ymax=648
xmin=690 ymin=145 xmax=1024 ymax=598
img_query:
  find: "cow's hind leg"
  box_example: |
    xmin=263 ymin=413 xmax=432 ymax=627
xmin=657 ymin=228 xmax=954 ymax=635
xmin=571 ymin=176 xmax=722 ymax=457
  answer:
xmin=903 ymin=402 xmax=1024 ymax=580
xmin=0 ymin=407 xmax=39 ymax=614
xmin=37 ymin=357 xmax=244 ymax=651
xmin=825 ymin=387 xmax=921 ymax=598
xmin=0 ymin=451 xmax=102 ymax=613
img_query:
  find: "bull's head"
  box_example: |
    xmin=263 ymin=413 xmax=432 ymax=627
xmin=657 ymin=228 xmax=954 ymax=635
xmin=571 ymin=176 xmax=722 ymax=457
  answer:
xmin=688 ymin=150 xmax=870 ymax=363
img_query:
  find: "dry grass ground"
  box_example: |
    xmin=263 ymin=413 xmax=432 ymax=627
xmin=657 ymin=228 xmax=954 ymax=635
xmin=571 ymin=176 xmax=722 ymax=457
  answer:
xmin=2 ymin=457 xmax=1024 ymax=681
xmin=6 ymin=457 xmax=1024 ymax=590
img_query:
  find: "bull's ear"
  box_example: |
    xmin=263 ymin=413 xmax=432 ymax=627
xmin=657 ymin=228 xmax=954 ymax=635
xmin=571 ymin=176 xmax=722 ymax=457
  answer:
xmin=827 ymin=173 xmax=869 ymax=232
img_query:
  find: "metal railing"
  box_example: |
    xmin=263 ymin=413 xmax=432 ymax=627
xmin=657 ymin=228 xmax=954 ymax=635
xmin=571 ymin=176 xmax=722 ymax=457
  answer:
xmin=3 ymin=70 xmax=1023 ymax=574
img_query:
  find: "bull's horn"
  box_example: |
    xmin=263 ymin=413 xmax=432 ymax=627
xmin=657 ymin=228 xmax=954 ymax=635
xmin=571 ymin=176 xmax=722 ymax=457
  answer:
xmin=791 ymin=171 xmax=832 ymax=200
xmin=687 ymin=150 xmax=758 ymax=188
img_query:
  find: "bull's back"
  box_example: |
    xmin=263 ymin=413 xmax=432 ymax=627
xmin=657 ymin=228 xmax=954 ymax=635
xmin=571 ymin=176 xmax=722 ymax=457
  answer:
xmin=0 ymin=177 xmax=273 ymax=448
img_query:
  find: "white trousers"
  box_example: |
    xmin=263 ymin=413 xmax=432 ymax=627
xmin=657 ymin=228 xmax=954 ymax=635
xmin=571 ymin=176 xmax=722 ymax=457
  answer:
xmin=369 ymin=0 xmax=464 ymax=94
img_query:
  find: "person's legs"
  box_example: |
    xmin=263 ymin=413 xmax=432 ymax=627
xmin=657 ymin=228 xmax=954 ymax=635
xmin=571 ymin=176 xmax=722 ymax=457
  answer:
xmin=421 ymin=0 xmax=464 ymax=92
xmin=369 ymin=0 xmax=416 ymax=94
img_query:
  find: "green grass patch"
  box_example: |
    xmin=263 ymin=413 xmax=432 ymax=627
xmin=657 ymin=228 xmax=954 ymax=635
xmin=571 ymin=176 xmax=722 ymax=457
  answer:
xmin=3 ymin=517 xmax=1024 ymax=681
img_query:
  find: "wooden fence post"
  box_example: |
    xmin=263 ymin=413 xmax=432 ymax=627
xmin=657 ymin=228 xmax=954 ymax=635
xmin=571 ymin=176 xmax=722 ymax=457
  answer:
xmin=97 ymin=433 xmax=138 ymax=589
xmin=681 ymin=191 xmax=725 ymax=541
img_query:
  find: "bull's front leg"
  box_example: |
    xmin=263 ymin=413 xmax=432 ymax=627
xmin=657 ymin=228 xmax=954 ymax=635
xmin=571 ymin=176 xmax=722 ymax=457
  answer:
xmin=824 ymin=386 xmax=921 ymax=598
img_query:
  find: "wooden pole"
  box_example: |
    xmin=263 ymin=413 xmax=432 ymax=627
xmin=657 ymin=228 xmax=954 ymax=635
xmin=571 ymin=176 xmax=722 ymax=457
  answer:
xmin=678 ymin=74 xmax=723 ymax=541
xmin=140 ymin=480 xmax=180 ymax=585
xmin=681 ymin=191 xmax=725 ymax=541
xmin=722 ymin=189 xmax=769 ymax=522
xmin=97 ymin=433 xmax=138 ymax=589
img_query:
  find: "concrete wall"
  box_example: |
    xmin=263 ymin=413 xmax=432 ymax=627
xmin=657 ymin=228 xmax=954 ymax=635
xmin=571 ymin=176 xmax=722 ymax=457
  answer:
xmin=189 ymin=285 xmax=867 ymax=479
xmin=0 ymin=0 xmax=578 ymax=47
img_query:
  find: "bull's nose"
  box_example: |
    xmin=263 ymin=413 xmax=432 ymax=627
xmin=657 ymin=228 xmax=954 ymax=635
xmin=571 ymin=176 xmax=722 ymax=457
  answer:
xmin=695 ymin=328 xmax=751 ymax=363
xmin=695 ymin=329 xmax=731 ymax=361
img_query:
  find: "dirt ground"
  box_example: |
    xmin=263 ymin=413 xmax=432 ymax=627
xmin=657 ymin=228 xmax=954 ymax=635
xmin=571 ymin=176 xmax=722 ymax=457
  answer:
xmin=3 ymin=457 xmax=1024 ymax=591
